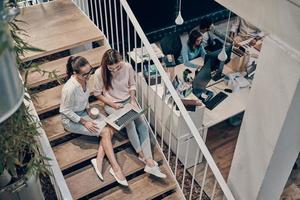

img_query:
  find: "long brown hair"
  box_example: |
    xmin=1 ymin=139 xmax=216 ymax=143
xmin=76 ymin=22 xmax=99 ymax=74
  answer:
xmin=188 ymin=30 xmax=203 ymax=50
xmin=101 ymin=49 xmax=123 ymax=90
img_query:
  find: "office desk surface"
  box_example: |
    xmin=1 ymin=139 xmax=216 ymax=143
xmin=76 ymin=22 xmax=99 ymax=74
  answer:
xmin=147 ymin=79 xmax=202 ymax=117
xmin=128 ymin=43 xmax=164 ymax=64
xmin=17 ymin=0 xmax=104 ymax=62
xmin=203 ymin=80 xmax=250 ymax=127
xmin=172 ymin=57 xmax=251 ymax=128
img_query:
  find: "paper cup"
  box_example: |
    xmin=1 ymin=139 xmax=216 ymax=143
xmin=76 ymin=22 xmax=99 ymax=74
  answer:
xmin=90 ymin=107 xmax=99 ymax=119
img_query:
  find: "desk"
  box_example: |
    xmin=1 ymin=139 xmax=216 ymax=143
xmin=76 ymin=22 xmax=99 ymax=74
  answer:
xmin=137 ymin=45 xmax=256 ymax=167
xmin=172 ymin=57 xmax=251 ymax=144
xmin=128 ymin=43 xmax=164 ymax=64
xmin=17 ymin=0 xmax=104 ymax=62
xmin=227 ymin=37 xmax=262 ymax=72
xmin=203 ymin=77 xmax=249 ymax=127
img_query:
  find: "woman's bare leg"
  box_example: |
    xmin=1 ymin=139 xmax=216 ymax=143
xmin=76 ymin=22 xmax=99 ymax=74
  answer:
xmin=96 ymin=143 xmax=105 ymax=172
xmin=100 ymin=127 xmax=125 ymax=180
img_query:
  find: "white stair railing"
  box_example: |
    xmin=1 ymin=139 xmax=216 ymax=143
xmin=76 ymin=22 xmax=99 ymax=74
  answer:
xmin=74 ymin=0 xmax=236 ymax=199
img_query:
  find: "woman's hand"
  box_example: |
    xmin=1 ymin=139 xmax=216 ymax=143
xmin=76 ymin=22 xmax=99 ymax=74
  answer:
xmin=83 ymin=121 xmax=99 ymax=133
xmin=112 ymin=103 xmax=124 ymax=109
xmin=130 ymin=99 xmax=139 ymax=109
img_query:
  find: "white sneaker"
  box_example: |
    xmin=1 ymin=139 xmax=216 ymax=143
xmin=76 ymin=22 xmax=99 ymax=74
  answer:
xmin=138 ymin=157 xmax=158 ymax=166
xmin=91 ymin=158 xmax=104 ymax=181
xmin=109 ymin=167 xmax=128 ymax=186
xmin=144 ymin=164 xmax=167 ymax=179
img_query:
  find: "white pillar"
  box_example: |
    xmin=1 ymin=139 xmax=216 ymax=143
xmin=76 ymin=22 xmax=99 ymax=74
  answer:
xmin=214 ymin=0 xmax=300 ymax=198
xmin=227 ymin=35 xmax=300 ymax=199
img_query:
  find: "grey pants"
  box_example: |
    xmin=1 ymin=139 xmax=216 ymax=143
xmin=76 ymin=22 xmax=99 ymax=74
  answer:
xmin=62 ymin=111 xmax=106 ymax=137
xmin=105 ymin=103 xmax=153 ymax=160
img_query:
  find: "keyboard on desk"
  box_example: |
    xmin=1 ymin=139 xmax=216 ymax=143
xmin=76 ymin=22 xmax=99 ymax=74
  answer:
xmin=204 ymin=92 xmax=228 ymax=110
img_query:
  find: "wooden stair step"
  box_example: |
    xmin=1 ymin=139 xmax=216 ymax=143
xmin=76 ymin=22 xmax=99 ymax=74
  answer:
xmin=92 ymin=163 xmax=177 ymax=200
xmin=53 ymin=134 xmax=128 ymax=170
xmin=32 ymin=74 xmax=95 ymax=115
xmin=162 ymin=190 xmax=183 ymax=200
xmin=42 ymin=114 xmax=66 ymax=142
xmin=18 ymin=0 xmax=105 ymax=62
xmin=24 ymin=45 xmax=110 ymax=88
xmin=42 ymin=102 xmax=104 ymax=141
xmin=66 ymin=147 xmax=163 ymax=199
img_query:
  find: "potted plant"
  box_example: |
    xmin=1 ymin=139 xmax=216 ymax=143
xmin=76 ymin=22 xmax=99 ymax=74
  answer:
xmin=0 ymin=104 xmax=50 ymax=200
xmin=0 ymin=1 xmax=53 ymax=199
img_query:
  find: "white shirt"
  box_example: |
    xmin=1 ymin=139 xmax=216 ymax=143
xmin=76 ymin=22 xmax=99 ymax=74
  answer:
xmin=60 ymin=76 xmax=89 ymax=123
xmin=230 ymin=17 xmax=260 ymax=37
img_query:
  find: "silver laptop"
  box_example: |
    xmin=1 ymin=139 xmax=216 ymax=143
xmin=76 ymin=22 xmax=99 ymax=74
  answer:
xmin=105 ymin=103 xmax=147 ymax=131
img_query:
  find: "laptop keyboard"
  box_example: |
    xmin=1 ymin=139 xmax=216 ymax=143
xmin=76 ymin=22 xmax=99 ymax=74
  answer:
xmin=114 ymin=109 xmax=138 ymax=126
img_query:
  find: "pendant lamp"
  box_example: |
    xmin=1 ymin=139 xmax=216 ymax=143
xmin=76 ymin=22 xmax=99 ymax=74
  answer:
xmin=175 ymin=0 xmax=184 ymax=25
xmin=218 ymin=11 xmax=231 ymax=62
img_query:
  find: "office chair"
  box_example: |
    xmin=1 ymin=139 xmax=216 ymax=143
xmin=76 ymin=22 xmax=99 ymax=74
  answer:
xmin=159 ymin=33 xmax=182 ymax=66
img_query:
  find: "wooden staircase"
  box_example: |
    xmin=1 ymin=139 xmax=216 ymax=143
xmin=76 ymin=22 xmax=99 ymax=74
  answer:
xmin=18 ymin=0 xmax=182 ymax=199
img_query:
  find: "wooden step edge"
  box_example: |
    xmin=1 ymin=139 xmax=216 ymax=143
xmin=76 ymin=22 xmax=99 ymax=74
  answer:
xmin=20 ymin=35 xmax=106 ymax=63
xmin=162 ymin=190 xmax=184 ymax=200
xmin=93 ymin=163 xmax=177 ymax=200
xmin=42 ymin=101 xmax=105 ymax=142
xmin=53 ymin=134 xmax=129 ymax=171
xmin=66 ymin=147 xmax=164 ymax=199
xmin=24 ymin=45 xmax=110 ymax=88
xmin=32 ymin=84 xmax=64 ymax=115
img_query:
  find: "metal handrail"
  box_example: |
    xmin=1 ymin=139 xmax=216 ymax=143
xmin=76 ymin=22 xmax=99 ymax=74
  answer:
xmin=120 ymin=0 xmax=235 ymax=199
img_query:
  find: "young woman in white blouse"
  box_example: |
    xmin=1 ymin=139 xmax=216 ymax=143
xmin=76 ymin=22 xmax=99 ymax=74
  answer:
xmin=94 ymin=49 xmax=166 ymax=179
xmin=60 ymin=56 xmax=128 ymax=186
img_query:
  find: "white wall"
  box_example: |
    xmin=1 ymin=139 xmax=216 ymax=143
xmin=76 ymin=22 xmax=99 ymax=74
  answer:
xmin=214 ymin=0 xmax=300 ymax=199
xmin=215 ymin=0 xmax=300 ymax=53
xmin=227 ymin=35 xmax=300 ymax=199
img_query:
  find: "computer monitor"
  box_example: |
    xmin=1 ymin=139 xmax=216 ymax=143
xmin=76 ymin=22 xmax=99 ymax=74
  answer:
xmin=192 ymin=58 xmax=213 ymax=101
xmin=205 ymin=44 xmax=232 ymax=81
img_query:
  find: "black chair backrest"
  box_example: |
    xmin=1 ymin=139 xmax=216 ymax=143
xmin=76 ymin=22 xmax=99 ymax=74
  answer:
xmin=159 ymin=33 xmax=182 ymax=62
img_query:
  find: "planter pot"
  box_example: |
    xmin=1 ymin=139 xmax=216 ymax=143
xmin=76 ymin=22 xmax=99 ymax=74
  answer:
xmin=0 ymin=173 xmax=44 ymax=200
xmin=0 ymin=169 xmax=12 ymax=188
xmin=0 ymin=48 xmax=24 ymax=123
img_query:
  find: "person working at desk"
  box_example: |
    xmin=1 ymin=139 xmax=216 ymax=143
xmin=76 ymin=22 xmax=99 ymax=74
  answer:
xmin=198 ymin=17 xmax=232 ymax=50
xmin=229 ymin=17 xmax=261 ymax=44
xmin=178 ymin=30 xmax=206 ymax=68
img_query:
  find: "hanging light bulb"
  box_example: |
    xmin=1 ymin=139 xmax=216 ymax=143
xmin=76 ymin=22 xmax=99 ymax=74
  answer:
xmin=175 ymin=11 xmax=184 ymax=25
xmin=218 ymin=46 xmax=228 ymax=61
xmin=175 ymin=0 xmax=184 ymax=25
xmin=218 ymin=10 xmax=231 ymax=62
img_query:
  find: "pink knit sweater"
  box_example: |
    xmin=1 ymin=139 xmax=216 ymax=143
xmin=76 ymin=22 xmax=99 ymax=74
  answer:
xmin=94 ymin=62 xmax=136 ymax=102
